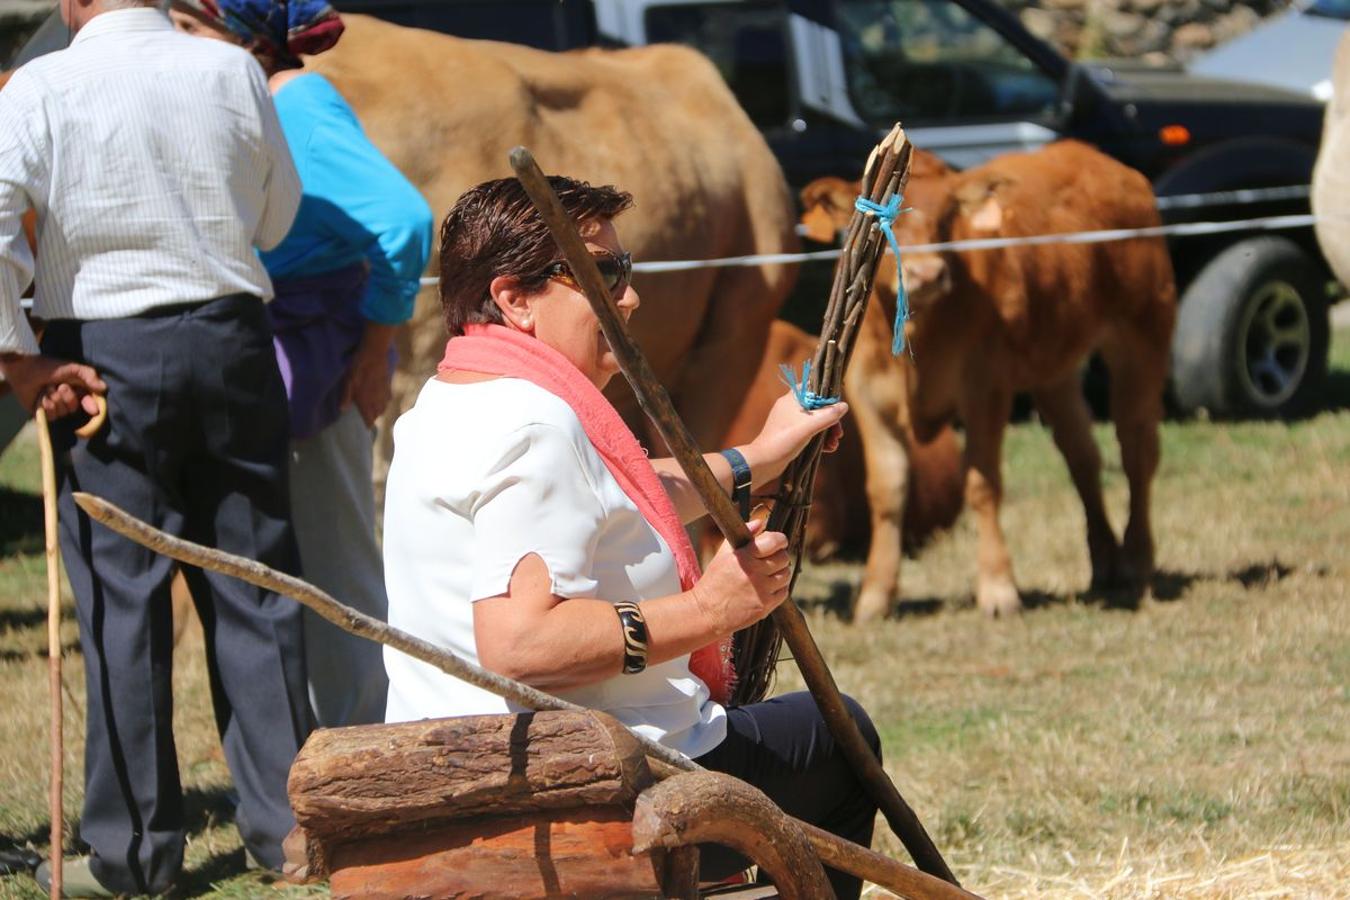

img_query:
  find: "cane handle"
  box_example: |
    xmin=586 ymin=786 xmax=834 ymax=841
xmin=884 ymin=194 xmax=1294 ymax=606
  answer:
xmin=73 ymin=393 xmax=108 ymax=440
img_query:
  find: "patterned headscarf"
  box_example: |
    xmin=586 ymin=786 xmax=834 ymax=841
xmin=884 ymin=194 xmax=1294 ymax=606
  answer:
xmin=177 ymin=0 xmax=344 ymax=69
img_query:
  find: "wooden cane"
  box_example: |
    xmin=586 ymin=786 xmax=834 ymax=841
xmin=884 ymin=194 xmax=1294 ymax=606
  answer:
xmin=36 ymin=394 xmax=106 ymax=899
xmin=36 ymin=407 xmax=63 ymax=900
xmin=507 ymin=147 xmax=959 ymax=886
xmin=70 ymin=491 xmax=980 ymax=900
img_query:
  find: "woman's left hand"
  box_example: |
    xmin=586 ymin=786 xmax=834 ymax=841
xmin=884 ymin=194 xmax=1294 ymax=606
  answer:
xmin=748 ymin=391 xmax=849 ymax=477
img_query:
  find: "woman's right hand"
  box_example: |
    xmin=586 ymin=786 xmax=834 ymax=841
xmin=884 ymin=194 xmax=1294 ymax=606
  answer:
xmin=691 ymin=519 xmax=791 ymax=635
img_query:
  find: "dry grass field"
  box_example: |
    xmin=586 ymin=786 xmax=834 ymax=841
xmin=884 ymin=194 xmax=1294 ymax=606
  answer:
xmin=1 ymin=328 xmax=1348 ymax=898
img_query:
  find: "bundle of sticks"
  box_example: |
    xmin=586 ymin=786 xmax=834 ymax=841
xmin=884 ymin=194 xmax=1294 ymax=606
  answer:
xmin=732 ymin=124 xmax=914 ymax=706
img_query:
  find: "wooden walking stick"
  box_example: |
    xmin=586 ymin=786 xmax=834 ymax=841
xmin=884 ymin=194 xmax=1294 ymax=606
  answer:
xmin=507 ymin=139 xmax=958 ymax=886
xmin=71 ymin=491 xmax=981 ymax=900
xmin=36 ymin=406 xmax=62 ymax=900
xmin=36 ymin=393 xmax=107 ymax=899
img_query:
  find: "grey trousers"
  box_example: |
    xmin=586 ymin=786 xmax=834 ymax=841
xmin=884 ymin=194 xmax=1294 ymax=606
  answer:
xmin=288 ymin=406 xmax=389 ymax=727
xmin=43 ymin=296 xmax=310 ymax=895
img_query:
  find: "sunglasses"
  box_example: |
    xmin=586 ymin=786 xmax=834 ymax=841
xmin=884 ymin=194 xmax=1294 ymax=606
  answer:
xmin=540 ymin=251 xmax=633 ymax=298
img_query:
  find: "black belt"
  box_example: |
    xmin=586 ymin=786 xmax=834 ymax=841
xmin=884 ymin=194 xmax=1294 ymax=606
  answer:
xmin=132 ymin=292 xmax=259 ymax=319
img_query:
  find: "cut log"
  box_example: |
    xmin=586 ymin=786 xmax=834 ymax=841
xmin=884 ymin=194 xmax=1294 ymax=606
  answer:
xmin=327 ymin=807 xmax=665 ymax=900
xmin=288 ymin=710 xmax=654 ymax=875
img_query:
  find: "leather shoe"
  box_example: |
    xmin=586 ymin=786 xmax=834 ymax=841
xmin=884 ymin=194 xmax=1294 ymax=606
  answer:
xmin=0 ymin=845 xmax=41 ymax=876
xmin=34 ymin=856 xmax=116 ymax=898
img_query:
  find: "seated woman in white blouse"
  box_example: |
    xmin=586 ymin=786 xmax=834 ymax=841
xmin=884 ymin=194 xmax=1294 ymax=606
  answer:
xmin=382 ymin=175 xmax=880 ymax=899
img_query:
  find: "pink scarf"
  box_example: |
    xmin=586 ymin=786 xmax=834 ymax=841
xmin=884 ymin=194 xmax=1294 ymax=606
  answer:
xmin=437 ymin=323 xmax=734 ymax=704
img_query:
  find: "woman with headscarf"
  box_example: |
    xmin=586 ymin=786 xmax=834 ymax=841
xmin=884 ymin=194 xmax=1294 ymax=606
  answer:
xmin=169 ymin=0 xmax=433 ymax=728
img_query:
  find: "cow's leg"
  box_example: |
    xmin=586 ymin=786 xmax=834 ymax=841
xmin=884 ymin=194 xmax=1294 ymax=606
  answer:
xmin=850 ymin=387 xmax=911 ymax=623
xmin=960 ymin=383 xmax=1019 ymax=616
xmin=1101 ymin=331 xmax=1167 ymax=587
xmin=1030 ymin=375 xmax=1120 ymax=589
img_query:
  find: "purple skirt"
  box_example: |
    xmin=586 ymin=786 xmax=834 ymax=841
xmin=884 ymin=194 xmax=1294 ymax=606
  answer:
xmin=268 ymin=262 xmax=374 ymax=442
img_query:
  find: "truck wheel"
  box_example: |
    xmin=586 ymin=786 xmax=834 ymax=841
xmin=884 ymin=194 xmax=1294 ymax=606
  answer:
xmin=1171 ymin=236 xmax=1329 ymax=418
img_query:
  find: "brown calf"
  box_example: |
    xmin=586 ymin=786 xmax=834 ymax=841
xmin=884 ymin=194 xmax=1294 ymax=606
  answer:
xmin=802 ymin=141 xmax=1176 ymax=619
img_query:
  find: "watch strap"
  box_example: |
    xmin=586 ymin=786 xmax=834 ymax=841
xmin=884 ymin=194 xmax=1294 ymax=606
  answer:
xmin=719 ymin=448 xmax=752 ymax=520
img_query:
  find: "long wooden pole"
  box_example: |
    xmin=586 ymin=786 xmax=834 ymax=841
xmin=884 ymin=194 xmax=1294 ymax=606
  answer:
xmin=507 ymin=146 xmax=959 ymax=886
xmin=69 ymin=492 xmax=979 ymax=900
xmin=36 ymin=409 xmax=63 ymax=900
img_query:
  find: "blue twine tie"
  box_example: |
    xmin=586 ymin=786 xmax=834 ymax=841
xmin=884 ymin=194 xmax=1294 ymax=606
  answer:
xmin=778 ymin=359 xmax=840 ymax=411
xmin=854 ymin=193 xmax=909 ymax=355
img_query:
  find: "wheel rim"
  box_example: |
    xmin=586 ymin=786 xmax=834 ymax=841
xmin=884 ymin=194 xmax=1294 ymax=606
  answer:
xmin=1236 ymin=279 xmax=1310 ymax=409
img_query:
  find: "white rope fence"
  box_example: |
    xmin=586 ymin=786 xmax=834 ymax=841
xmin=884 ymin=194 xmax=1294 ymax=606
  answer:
xmin=417 ymin=183 xmax=1320 ymax=287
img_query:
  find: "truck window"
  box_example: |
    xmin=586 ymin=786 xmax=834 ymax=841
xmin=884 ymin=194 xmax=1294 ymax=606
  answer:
xmin=836 ymin=0 xmax=1059 ymax=123
xmin=646 ymin=3 xmax=793 ymax=129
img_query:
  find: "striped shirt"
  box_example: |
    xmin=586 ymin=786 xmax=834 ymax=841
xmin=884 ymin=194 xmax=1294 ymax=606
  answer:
xmin=0 ymin=7 xmax=301 ymax=355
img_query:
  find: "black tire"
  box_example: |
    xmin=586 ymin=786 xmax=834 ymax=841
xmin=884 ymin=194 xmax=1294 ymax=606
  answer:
xmin=1171 ymin=236 xmax=1330 ymax=418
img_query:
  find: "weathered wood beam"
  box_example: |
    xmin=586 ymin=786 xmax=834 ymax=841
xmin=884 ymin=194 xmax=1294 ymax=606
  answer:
xmin=288 ymin=711 xmax=653 ymax=846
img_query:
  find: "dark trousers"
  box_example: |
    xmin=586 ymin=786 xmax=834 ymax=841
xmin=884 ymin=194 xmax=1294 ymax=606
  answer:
xmin=695 ymin=692 xmax=881 ymax=900
xmin=42 ymin=296 xmax=311 ymax=895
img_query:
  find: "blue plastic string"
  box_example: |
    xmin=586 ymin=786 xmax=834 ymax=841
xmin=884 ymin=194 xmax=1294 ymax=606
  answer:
xmin=778 ymin=359 xmax=840 ymax=411
xmin=854 ymin=193 xmax=909 ymax=355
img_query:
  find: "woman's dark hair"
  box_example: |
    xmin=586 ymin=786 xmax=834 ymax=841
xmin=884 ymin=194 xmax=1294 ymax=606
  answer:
xmin=438 ymin=176 xmax=634 ymax=336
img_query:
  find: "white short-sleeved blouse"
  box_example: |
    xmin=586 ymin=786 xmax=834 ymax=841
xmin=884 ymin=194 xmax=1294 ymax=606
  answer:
xmin=382 ymin=377 xmax=727 ymax=758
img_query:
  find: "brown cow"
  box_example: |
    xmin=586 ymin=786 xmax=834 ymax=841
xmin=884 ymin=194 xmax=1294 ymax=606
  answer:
xmin=308 ymin=16 xmax=798 ymax=483
xmin=802 ymin=141 xmax=1176 ymax=619
xmin=713 ymin=318 xmax=963 ymax=564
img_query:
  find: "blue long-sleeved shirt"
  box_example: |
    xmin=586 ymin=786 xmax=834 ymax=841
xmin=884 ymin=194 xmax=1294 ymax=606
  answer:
xmin=261 ymin=73 xmax=432 ymax=324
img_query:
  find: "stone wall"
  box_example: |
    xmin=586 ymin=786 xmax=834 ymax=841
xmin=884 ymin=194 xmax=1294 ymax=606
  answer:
xmin=1001 ymin=0 xmax=1293 ymax=67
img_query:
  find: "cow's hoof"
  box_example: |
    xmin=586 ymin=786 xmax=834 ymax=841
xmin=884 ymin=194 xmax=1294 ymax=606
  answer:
xmin=852 ymin=588 xmax=892 ymax=623
xmin=1119 ymin=550 xmax=1154 ymax=589
xmin=1088 ymin=543 xmax=1121 ymax=590
xmin=977 ymin=580 xmax=1022 ymax=617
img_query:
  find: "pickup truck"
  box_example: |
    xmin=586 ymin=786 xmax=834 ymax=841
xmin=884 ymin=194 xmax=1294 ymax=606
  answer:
xmin=7 ymin=0 xmax=1337 ymax=418
xmin=332 ymin=0 xmax=1337 ymax=419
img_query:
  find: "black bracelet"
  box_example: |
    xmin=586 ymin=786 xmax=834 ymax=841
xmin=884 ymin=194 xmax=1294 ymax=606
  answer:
xmin=613 ymin=601 xmax=649 ymax=675
xmin=719 ymin=447 xmax=753 ymax=520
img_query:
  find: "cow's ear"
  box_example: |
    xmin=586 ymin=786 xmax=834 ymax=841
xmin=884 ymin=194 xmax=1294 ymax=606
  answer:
xmin=800 ymin=206 xmax=841 ymax=243
xmin=955 ymin=175 xmax=1011 ymax=233
xmin=799 ymin=176 xmax=858 ymax=236
xmin=968 ymin=196 xmax=1004 ymax=233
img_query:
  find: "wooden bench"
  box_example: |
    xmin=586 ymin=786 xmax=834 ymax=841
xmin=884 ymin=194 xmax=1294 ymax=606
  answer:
xmin=283 ymin=710 xmax=831 ymax=899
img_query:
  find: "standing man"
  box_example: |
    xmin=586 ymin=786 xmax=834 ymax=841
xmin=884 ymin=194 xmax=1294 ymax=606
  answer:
xmin=0 ymin=0 xmax=309 ymax=895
